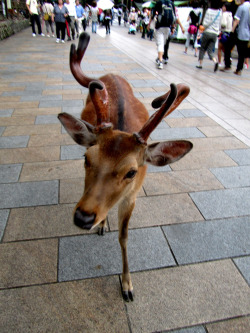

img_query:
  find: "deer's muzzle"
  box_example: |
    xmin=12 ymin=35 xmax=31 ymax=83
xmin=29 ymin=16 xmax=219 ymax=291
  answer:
xmin=74 ymin=208 xmax=96 ymax=230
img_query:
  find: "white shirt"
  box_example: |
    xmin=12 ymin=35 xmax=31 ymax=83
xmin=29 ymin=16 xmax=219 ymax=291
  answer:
xmin=64 ymin=2 xmax=76 ymax=17
xmin=26 ymin=0 xmax=38 ymax=15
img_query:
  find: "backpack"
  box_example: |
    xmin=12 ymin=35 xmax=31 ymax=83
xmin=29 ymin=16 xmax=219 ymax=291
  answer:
xmin=156 ymin=0 xmax=175 ymax=28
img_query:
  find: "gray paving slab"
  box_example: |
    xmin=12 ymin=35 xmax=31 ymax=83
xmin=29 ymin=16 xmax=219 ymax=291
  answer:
xmin=164 ymin=326 xmax=206 ymax=333
xmin=0 ymin=164 xmax=22 ymax=183
xmin=39 ymin=100 xmax=83 ymax=108
xmin=35 ymin=115 xmax=60 ymax=125
xmin=162 ymin=217 xmax=250 ymax=265
xmin=0 ymin=109 xmax=14 ymax=117
xmin=233 ymin=256 xmax=250 ymax=285
xmin=0 ymin=180 xmax=58 ymax=209
xmin=58 ymin=227 xmax=175 ymax=282
xmin=225 ymin=149 xmax=250 ymax=165
xmin=146 ymin=164 xmax=171 ymax=173
xmin=129 ymin=79 xmax=165 ymax=88
xmin=179 ymin=109 xmax=206 ymax=118
xmin=0 ymin=209 xmax=9 ymax=241
xmin=150 ymin=127 xmax=205 ymax=140
xmin=0 ymin=136 xmax=29 ymax=148
xmin=21 ymin=94 xmax=63 ymax=102
xmin=60 ymin=145 xmax=86 ymax=160
xmin=210 ymin=166 xmax=250 ymax=188
xmin=2 ymin=90 xmax=43 ymax=96
xmin=190 ymin=188 xmax=250 ymax=220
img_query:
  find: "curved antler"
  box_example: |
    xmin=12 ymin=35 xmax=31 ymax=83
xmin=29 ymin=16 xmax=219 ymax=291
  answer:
xmin=89 ymin=81 xmax=112 ymax=131
xmin=134 ymin=83 xmax=190 ymax=144
xmin=70 ymin=32 xmax=93 ymax=88
xmin=134 ymin=83 xmax=178 ymax=144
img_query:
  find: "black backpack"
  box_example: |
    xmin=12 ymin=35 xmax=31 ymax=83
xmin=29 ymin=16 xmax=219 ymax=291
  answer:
xmin=156 ymin=0 xmax=175 ymax=28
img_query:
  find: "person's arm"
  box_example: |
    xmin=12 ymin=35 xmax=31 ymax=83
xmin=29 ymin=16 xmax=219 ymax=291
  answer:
xmin=176 ymin=17 xmax=185 ymax=34
xmin=231 ymin=18 xmax=239 ymax=33
xmin=26 ymin=0 xmax=32 ymax=15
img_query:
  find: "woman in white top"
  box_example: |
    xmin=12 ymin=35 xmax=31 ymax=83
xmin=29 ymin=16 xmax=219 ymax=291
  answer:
xmin=196 ymin=0 xmax=221 ymax=72
xmin=42 ymin=0 xmax=55 ymax=37
xmin=90 ymin=1 xmax=99 ymax=33
xmin=217 ymin=2 xmax=233 ymax=67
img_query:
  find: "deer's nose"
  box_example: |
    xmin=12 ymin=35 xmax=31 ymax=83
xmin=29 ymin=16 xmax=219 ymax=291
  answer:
xmin=74 ymin=208 xmax=96 ymax=230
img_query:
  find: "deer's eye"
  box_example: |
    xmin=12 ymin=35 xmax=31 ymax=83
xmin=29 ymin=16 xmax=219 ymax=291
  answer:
xmin=124 ymin=169 xmax=137 ymax=179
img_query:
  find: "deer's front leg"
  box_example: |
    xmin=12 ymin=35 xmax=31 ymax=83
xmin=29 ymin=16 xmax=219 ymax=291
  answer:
xmin=118 ymin=199 xmax=135 ymax=302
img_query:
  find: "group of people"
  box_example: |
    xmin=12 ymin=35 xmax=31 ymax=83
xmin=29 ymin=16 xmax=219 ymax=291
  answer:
xmin=26 ymin=0 xmax=97 ymax=43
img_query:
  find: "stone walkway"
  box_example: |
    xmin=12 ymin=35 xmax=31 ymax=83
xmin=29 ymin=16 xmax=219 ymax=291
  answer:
xmin=0 ymin=23 xmax=250 ymax=333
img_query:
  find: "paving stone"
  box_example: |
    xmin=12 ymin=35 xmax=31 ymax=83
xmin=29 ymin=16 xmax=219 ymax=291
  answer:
xmin=28 ymin=133 xmax=74 ymax=147
xmin=190 ymin=188 xmax=250 ymax=220
xmin=166 ymin=117 xmax=217 ymax=128
xmin=0 ymin=164 xmax=22 ymax=183
xmin=61 ymin=145 xmax=86 ymax=160
xmin=0 ymin=146 xmax=60 ymax=164
xmin=210 ymin=166 xmax=250 ymax=188
xmin=20 ymin=160 xmax=84 ymax=182
xmin=3 ymin=204 xmax=92 ymax=242
xmin=0 ymin=127 xmax=4 ymax=136
xmin=171 ymin=151 xmax=237 ymax=171
xmin=206 ymin=316 xmax=250 ymax=333
xmin=60 ymin=178 xmax=85 ymax=203
xmin=129 ymin=79 xmax=165 ymax=88
xmin=190 ymin=137 xmax=247 ymax=152
xmin=162 ymin=217 xmax=250 ymax=265
xmin=198 ymin=126 xmax=231 ymax=137
xmin=35 ymin=115 xmax=60 ymax=124
xmin=164 ymin=326 xmax=206 ymax=333
xmin=225 ymin=149 xmax=250 ymax=165
xmin=179 ymin=109 xmax=206 ymax=118
xmin=58 ymin=227 xmax=175 ymax=282
xmin=39 ymin=100 xmax=83 ymax=108
xmin=143 ymin=169 xmax=223 ymax=196
xmin=0 ymin=209 xmax=9 ymax=241
xmin=147 ymin=164 xmax=171 ymax=173
xmin=0 ymin=239 xmax=58 ymax=288
xmin=0 ymin=276 xmax=129 ymax=333
xmin=0 ymin=180 xmax=58 ymax=209
xmin=2 ymin=90 xmax=43 ymax=96
xmin=0 ymin=116 xmax=35 ymax=126
xmin=233 ymin=256 xmax=250 ymax=285
xmin=0 ymin=135 xmax=29 ymax=148
xmin=126 ymin=261 xmax=250 ymax=332
xmin=150 ymin=127 xmax=205 ymax=141
xmin=2 ymin=124 xmax=61 ymax=136
xmin=109 ymin=194 xmax=203 ymax=231
xmin=0 ymin=109 xmax=13 ymax=117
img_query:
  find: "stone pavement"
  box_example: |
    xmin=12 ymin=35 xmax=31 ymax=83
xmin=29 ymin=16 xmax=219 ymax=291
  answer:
xmin=0 ymin=23 xmax=250 ymax=333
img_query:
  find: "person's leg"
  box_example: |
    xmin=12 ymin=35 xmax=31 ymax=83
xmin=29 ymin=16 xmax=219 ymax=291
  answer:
xmin=70 ymin=17 xmax=75 ymax=39
xmin=65 ymin=20 xmax=71 ymax=39
xmin=61 ymin=22 xmax=66 ymax=41
xmin=236 ymin=39 xmax=248 ymax=73
xmin=163 ymin=35 xmax=170 ymax=61
xmin=30 ymin=14 xmax=36 ymax=34
xmin=206 ymin=34 xmax=218 ymax=71
xmin=35 ymin=14 xmax=42 ymax=35
xmin=55 ymin=22 xmax=60 ymax=41
xmin=45 ymin=20 xmax=49 ymax=35
xmin=184 ymin=33 xmax=191 ymax=53
xmin=197 ymin=32 xmax=209 ymax=68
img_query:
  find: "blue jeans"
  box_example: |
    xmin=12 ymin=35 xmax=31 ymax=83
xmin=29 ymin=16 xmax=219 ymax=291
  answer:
xmin=92 ymin=21 xmax=97 ymax=33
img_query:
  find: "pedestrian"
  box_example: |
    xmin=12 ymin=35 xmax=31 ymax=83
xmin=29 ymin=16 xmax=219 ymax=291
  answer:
xmin=42 ymin=0 xmax=55 ymax=38
xmin=26 ymin=0 xmax=45 ymax=37
xmin=217 ymin=2 xmax=233 ymax=68
xmin=141 ymin=8 xmax=150 ymax=39
xmin=104 ymin=9 xmax=111 ymax=34
xmin=117 ymin=7 xmax=122 ymax=26
xmin=221 ymin=0 xmax=250 ymax=76
xmin=184 ymin=1 xmax=201 ymax=57
xmin=53 ymin=0 xmax=68 ymax=43
xmin=90 ymin=1 xmax=98 ymax=33
xmin=75 ymin=0 xmax=84 ymax=35
xmin=124 ymin=8 xmax=128 ymax=27
xmin=196 ymin=0 xmax=221 ymax=72
xmin=64 ymin=0 xmax=76 ymax=41
xmin=154 ymin=0 xmax=176 ymax=70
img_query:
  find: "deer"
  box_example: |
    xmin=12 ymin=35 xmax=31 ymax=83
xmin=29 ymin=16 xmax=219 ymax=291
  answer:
xmin=58 ymin=32 xmax=193 ymax=302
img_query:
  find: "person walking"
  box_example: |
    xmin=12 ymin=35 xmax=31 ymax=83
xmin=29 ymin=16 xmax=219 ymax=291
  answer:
xmin=196 ymin=0 xmax=221 ymax=72
xmin=221 ymin=0 xmax=250 ymax=75
xmin=75 ymin=0 xmax=84 ymax=35
xmin=42 ymin=0 xmax=55 ymax=38
xmin=184 ymin=1 xmax=201 ymax=57
xmin=104 ymin=9 xmax=112 ymax=34
xmin=64 ymin=0 xmax=77 ymax=40
xmin=53 ymin=0 xmax=68 ymax=43
xmin=154 ymin=0 xmax=176 ymax=70
xmin=26 ymin=0 xmax=45 ymax=37
xmin=90 ymin=1 xmax=98 ymax=33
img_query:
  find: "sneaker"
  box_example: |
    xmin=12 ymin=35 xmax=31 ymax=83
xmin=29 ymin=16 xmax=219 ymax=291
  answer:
xmin=56 ymin=39 xmax=60 ymax=43
xmin=183 ymin=51 xmax=187 ymax=54
xmin=67 ymin=37 xmax=71 ymax=41
xmin=158 ymin=62 xmax=163 ymax=70
xmin=244 ymin=63 xmax=249 ymax=69
xmin=163 ymin=58 xmax=168 ymax=64
xmin=155 ymin=58 xmax=160 ymax=65
xmin=61 ymin=40 xmax=65 ymax=43
xmin=52 ymin=34 xmax=55 ymax=38
xmin=220 ymin=67 xmax=231 ymax=72
xmin=40 ymin=33 xmax=45 ymax=37
xmin=32 ymin=33 xmax=36 ymax=37
xmin=218 ymin=63 xmax=222 ymax=68
xmin=47 ymin=34 xmax=50 ymax=37
xmin=194 ymin=53 xmax=197 ymax=57
xmin=196 ymin=65 xmax=202 ymax=69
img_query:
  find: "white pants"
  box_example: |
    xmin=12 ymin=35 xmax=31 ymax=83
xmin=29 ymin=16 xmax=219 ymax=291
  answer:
xmin=155 ymin=27 xmax=170 ymax=53
xmin=76 ymin=17 xmax=83 ymax=35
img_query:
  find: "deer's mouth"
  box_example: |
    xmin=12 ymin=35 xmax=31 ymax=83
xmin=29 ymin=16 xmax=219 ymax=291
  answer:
xmin=74 ymin=208 xmax=96 ymax=230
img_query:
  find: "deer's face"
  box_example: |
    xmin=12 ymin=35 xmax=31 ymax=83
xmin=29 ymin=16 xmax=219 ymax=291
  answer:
xmin=74 ymin=130 xmax=146 ymax=230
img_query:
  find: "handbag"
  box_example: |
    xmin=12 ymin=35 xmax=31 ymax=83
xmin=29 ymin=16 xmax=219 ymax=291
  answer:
xmin=43 ymin=5 xmax=50 ymax=21
xmin=220 ymin=31 xmax=230 ymax=44
xmin=188 ymin=24 xmax=197 ymax=34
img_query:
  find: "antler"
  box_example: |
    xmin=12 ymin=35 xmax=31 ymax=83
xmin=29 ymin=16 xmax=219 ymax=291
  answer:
xmin=70 ymin=32 xmax=93 ymax=88
xmin=134 ymin=83 xmax=190 ymax=144
xmin=89 ymin=80 xmax=112 ymax=131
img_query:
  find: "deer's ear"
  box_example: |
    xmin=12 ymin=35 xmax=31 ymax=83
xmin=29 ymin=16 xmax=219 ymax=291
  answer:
xmin=58 ymin=113 xmax=96 ymax=147
xmin=144 ymin=140 xmax=193 ymax=166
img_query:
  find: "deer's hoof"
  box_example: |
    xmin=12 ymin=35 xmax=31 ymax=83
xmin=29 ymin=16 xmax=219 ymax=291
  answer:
xmin=122 ymin=290 xmax=134 ymax=302
xmin=98 ymin=227 xmax=105 ymax=236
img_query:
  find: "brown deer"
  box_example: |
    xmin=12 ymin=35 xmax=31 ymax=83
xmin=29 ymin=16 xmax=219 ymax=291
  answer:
xmin=58 ymin=33 xmax=193 ymax=302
